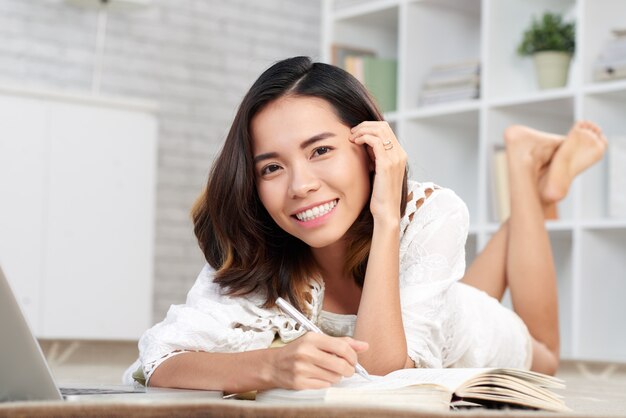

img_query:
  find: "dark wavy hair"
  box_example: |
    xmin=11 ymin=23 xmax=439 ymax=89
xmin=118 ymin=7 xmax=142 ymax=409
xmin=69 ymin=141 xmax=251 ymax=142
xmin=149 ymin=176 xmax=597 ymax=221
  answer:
xmin=192 ymin=56 xmax=408 ymax=313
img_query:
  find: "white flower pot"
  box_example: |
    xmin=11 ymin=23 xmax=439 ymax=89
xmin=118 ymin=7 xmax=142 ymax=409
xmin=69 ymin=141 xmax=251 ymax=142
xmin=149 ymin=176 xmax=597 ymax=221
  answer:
xmin=532 ymin=51 xmax=572 ymax=89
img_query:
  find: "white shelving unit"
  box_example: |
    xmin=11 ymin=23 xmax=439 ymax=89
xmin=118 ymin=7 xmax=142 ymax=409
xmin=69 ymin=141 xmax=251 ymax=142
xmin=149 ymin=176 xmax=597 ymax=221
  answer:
xmin=323 ymin=0 xmax=626 ymax=362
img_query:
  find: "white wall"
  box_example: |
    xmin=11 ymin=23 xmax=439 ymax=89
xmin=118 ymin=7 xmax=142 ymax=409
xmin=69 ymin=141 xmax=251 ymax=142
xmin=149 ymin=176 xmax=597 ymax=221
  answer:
xmin=0 ymin=0 xmax=322 ymax=321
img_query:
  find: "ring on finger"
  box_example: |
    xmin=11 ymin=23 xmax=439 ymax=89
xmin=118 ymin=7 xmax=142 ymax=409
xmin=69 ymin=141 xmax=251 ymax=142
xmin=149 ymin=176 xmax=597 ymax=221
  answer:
xmin=383 ymin=140 xmax=393 ymax=150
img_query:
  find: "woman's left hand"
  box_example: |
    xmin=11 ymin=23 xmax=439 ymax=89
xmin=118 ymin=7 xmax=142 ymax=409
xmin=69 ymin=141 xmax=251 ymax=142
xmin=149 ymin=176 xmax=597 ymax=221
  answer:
xmin=349 ymin=121 xmax=407 ymax=226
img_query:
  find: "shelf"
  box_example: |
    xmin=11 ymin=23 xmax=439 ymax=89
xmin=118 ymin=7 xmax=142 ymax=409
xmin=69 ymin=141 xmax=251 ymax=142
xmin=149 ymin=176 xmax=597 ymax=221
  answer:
xmin=326 ymin=0 xmax=626 ymax=363
xmin=404 ymin=111 xmax=480 ymax=216
xmin=404 ymin=100 xmax=480 ymax=120
xmin=580 ymin=219 xmax=626 ymax=230
xmin=577 ymin=229 xmax=626 ymax=362
xmin=333 ymin=0 xmax=399 ymax=21
xmin=581 ymin=0 xmax=626 ymax=85
xmin=584 ymin=79 xmax=626 ymax=96
xmin=487 ymin=88 xmax=574 ymax=109
xmin=402 ymin=0 xmax=481 ymax=110
xmin=485 ymin=0 xmax=577 ymax=99
xmin=484 ymin=221 xmax=575 ymax=233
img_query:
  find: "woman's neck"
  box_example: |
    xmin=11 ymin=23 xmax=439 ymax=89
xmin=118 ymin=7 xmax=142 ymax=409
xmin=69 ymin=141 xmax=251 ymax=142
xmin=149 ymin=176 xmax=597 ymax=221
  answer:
xmin=311 ymin=240 xmax=348 ymax=280
xmin=311 ymin=239 xmax=347 ymax=282
xmin=311 ymin=240 xmax=362 ymax=314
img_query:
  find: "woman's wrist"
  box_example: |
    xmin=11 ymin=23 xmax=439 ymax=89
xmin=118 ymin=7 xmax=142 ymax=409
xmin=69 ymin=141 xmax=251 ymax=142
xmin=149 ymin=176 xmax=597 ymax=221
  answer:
xmin=372 ymin=214 xmax=401 ymax=232
xmin=258 ymin=347 xmax=279 ymax=389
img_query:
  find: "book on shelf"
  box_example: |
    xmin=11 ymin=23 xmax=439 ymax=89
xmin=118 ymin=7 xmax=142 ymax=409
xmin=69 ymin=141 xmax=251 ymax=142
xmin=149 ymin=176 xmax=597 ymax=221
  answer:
xmin=593 ymin=29 xmax=626 ymax=82
xmin=420 ymin=60 xmax=480 ymax=106
xmin=342 ymin=54 xmax=397 ymax=113
xmin=423 ymin=73 xmax=480 ymax=90
xmin=420 ymin=88 xmax=479 ymax=106
xmin=609 ymin=135 xmax=626 ymax=218
xmin=331 ymin=44 xmax=375 ymax=68
xmin=492 ymin=144 xmax=511 ymax=223
xmin=593 ymin=60 xmax=626 ymax=82
xmin=256 ymin=367 xmax=569 ymax=413
xmin=492 ymin=145 xmax=558 ymax=221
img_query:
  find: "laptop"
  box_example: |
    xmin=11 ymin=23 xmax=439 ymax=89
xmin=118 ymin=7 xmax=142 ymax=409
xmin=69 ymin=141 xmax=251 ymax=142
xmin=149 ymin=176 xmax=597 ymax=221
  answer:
xmin=0 ymin=264 xmax=223 ymax=402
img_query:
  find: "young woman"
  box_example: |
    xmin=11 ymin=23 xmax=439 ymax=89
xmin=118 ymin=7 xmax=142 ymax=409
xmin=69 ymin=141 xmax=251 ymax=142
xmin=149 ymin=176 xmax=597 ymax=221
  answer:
xmin=124 ymin=56 xmax=607 ymax=393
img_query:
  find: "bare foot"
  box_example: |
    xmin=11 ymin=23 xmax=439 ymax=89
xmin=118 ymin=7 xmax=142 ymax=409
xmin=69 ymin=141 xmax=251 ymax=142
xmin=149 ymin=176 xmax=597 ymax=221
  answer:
xmin=504 ymin=125 xmax=564 ymax=171
xmin=541 ymin=121 xmax=608 ymax=203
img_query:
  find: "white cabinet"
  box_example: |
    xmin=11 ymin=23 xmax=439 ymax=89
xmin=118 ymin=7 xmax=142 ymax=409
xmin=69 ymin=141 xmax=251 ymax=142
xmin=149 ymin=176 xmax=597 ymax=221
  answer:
xmin=323 ymin=0 xmax=626 ymax=362
xmin=0 ymin=88 xmax=157 ymax=340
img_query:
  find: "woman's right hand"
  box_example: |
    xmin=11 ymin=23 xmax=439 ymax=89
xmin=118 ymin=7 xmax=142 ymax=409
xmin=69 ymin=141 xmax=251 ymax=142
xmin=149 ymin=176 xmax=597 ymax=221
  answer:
xmin=268 ymin=333 xmax=369 ymax=390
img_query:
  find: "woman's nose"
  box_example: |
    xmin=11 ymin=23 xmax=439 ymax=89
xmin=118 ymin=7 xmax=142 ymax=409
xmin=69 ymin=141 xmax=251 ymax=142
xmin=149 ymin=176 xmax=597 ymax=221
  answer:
xmin=289 ymin=164 xmax=321 ymax=198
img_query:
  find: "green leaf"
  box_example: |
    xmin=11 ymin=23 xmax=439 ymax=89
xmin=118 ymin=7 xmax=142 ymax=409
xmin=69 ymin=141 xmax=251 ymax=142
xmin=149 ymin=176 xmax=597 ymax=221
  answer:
xmin=517 ymin=11 xmax=576 ymax=56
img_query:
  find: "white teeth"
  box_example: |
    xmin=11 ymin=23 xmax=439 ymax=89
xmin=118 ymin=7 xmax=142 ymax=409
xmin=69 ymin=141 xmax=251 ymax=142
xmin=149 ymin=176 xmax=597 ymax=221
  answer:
xmin=295 ymin=200 xmax=337 ymax=222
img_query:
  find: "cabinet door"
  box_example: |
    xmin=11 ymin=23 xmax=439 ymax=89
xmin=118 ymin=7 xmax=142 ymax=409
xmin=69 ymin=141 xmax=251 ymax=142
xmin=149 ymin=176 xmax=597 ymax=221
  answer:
xmin=40 ymin=101 xmax=157 ymax=340
xmin=0 ymin=95 xmax=48 ymax=334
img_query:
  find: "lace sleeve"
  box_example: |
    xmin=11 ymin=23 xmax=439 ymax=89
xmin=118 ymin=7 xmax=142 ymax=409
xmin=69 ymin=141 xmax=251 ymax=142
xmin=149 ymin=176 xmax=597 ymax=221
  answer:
xmin=398 ymin=184 xmax=470 ymax=368
xmin=135 ymin=264 xmax=306 ymax=385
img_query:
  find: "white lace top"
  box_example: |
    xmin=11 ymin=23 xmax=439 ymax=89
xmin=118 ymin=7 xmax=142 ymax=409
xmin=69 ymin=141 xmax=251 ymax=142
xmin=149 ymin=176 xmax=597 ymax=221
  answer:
xmin=123 ymin=181 xmax=532 ymax=385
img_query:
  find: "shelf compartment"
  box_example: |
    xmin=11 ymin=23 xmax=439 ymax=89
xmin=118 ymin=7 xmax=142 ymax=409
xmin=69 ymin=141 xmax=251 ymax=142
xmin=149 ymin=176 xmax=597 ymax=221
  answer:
xmin=581 ymin=0 xmax=626 ymax=85
xmin=580 ymin=92 xmax=626 ymax=220
xmin=403 ymin=109 xmax=480 ymax=218
xmin=576 ymin=229 xmax=626 ymax=362
xmin=485 ymin=0 xmax=576 ymax=100
xmin=332 ymin=4 xmax=399 ymax=59
xmin=403 ymin=0 xmax=481 ymax=111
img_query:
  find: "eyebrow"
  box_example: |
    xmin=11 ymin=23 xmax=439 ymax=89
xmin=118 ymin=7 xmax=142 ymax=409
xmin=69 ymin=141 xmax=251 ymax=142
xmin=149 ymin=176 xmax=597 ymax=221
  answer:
xmin=253 ymin=132 xmax=336 ymax=164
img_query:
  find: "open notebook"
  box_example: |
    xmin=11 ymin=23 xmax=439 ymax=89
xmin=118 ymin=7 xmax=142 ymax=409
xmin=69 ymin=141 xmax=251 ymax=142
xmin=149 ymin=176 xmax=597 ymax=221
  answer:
xmin=256 ymin=367 xmax=569 ymax=412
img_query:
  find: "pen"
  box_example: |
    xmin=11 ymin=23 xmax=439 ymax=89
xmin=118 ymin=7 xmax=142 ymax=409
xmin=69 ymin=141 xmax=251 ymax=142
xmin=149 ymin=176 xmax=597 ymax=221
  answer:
xmin=276 ymin=296 xmax=371 ymax=380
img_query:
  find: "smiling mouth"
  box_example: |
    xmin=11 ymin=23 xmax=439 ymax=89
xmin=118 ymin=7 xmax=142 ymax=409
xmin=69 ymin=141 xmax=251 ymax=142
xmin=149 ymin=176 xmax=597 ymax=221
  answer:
xmin=293 ymin=199 xmax=338 ymax=222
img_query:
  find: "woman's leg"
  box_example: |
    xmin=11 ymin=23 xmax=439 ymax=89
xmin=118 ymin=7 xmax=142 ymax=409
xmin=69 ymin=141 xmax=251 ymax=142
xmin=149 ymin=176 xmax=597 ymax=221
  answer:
xmin=462 ymin=122 xmax=608 ymax=299
xmin=461 ymin=128 xmax=562 ymax=300
xmin=461 ymin=121 xmax=607 ymax=374
xmin=504 ymin=125 xmax=561 ymax=373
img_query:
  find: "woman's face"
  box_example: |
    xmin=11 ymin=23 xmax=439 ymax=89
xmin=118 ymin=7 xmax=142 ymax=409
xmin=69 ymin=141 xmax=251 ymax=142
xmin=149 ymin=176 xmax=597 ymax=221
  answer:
xmin=251 ymin=95 xmax=372 ymax=249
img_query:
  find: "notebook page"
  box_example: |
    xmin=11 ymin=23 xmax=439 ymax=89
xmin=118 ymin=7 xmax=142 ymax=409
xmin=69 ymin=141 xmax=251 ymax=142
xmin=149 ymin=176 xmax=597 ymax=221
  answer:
xmin=383 ymin=367 xmax=493 ymax=392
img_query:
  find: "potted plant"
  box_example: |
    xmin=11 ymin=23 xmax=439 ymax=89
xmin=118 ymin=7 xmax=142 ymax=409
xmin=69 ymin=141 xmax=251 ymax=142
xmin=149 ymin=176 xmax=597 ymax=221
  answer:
xmin=517 ymin=12 xmax=576 ymax=89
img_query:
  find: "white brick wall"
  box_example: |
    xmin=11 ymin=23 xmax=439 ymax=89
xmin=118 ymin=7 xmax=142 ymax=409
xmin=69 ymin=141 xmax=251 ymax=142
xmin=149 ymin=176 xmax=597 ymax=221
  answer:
xmin=0 ymin=0 xmax=321 ymax=321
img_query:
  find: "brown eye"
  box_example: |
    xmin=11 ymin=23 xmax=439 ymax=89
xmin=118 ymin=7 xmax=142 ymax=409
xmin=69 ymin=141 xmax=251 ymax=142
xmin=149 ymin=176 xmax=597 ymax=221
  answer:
xmin=312 ymin=146 xmax=332 ymax=157
xmin=261 ymin=164 xmax=281 ymax=176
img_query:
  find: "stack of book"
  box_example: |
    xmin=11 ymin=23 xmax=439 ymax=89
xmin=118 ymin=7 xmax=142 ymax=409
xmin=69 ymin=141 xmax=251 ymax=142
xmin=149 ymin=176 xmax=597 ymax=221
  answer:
xmin=420 ymin=60 xmax=480 ymax=106
xmin=593 ymin=29 xmax=626 ymax=82
xmin=344 ymin=55 xmax=398 ymax=113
